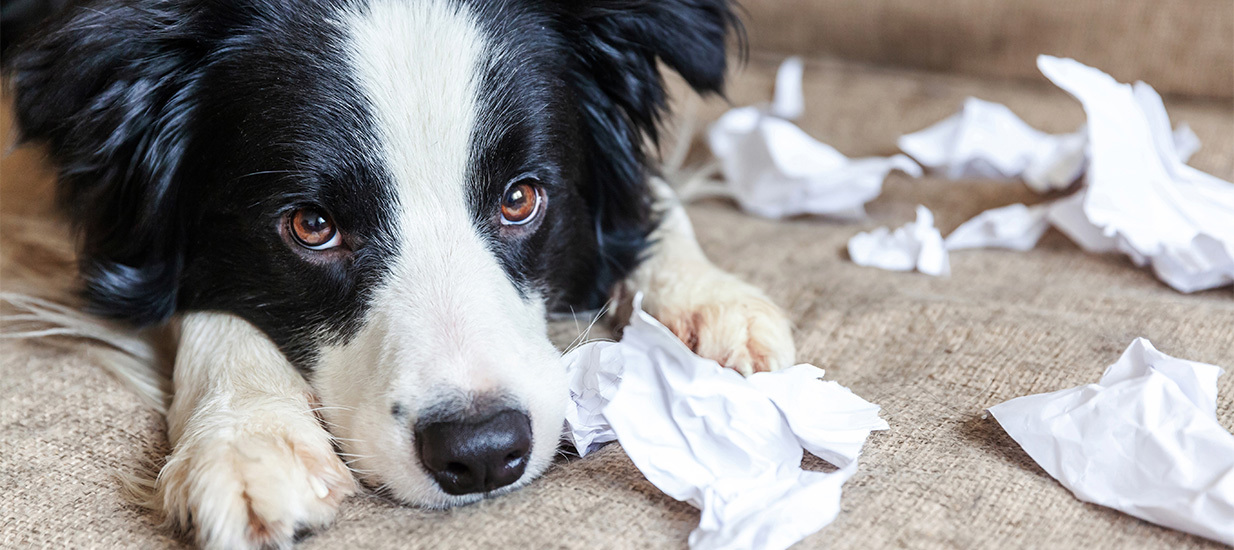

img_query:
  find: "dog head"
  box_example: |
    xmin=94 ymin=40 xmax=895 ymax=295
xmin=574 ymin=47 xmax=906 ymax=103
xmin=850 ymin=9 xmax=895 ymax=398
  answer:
xmin=8 ymin=0 xmax=735 ymax=506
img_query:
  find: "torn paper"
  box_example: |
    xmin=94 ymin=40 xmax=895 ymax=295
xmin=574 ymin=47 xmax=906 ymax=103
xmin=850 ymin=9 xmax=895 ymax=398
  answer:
xmin=562 ymin=341 xmax=621 ymax=456
xmin=928 ymin=58 xmax=1234 ymax=292
xmin=770 ymin=56 xmax=804 ymax=120
xmin=944 ymin=203 xmax=1050 ymax=251
xmin=1037 ymin=55 xmax=1234 ymax=293
xmin=899 ymin=96 xmax=1201 ymax=194
xmin=848 ymin=205 xmax=950 ymax=276
xmin=562 ymin=297 xmax=888 ymax=550
xmin=898 ymin=97 xmax=1085 ymax=193
xmin=989 ymin=339 xmax=1234 ymax=545
xmin=707 ymin=57 xmax=921 ymax=219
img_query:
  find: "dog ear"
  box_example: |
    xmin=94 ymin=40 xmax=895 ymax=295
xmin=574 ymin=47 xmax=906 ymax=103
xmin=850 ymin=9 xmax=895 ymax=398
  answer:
xmin=7 ymin=2 xmax=209 ymax=325
xmin=559 ymin=0 xmax=740 ymax=307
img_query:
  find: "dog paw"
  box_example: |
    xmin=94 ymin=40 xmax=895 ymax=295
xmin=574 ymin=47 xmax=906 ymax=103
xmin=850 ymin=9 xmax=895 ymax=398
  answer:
xmin=632 ymin=263 xmax=796 ymax=376
xmin=155 ymin=407 xmax=356 ymax=549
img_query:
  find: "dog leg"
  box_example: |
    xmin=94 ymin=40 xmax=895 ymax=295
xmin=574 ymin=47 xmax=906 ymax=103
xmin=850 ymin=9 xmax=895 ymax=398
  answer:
xmin=617 ymin=178 xmax=796 ymax=375
xmin=156 ymin=312 xmax=354 ymax=549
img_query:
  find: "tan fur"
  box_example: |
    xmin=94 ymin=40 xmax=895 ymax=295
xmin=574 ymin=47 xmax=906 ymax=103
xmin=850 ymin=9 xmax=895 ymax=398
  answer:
xmin=1 ymin=74 xmax=792 ymax=550
xmin=617 ymin=178 xmax=796 ymax=375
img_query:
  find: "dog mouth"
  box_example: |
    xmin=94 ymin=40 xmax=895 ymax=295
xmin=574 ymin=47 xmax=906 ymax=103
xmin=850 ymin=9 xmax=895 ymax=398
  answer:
xmin=359 ymin=454 xmax=545 ymax=509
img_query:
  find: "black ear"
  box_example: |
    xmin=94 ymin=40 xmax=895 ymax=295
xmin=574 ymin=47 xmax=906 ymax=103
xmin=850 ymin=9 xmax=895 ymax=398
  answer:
xmin=561 ymin=0 xmax=740 ymax=307
xmin=7 ymin=2 xmax=208 ymax=325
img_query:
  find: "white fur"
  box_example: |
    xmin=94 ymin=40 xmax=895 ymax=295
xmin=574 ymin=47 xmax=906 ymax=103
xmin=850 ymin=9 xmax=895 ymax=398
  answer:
xmin=312 ymin=0 xmax=566 ymax=508
xmin=0 ymin=292 xmax=170 ymax=411
xmin=618 ymin=178 xmax=797 ymax=375
xmin=2 ymin=3 xmax=794 ymax=547
xmin=158 ymin=312 xmax=355 ymax=549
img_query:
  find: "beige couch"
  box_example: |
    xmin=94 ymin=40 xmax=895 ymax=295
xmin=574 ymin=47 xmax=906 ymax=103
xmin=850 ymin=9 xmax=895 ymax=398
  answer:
xmin=2 ymin=1 xmax=1231 ymax=548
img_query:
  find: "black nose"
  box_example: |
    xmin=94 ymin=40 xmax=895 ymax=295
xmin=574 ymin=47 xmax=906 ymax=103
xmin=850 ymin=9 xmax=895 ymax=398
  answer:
xmin=415 ymin=409 xmax=532 ymax=495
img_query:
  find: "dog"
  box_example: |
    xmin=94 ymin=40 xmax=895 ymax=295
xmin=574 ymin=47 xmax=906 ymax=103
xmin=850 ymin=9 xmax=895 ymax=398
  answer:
xmin=4 ymin=0 xmax=796 ymax=547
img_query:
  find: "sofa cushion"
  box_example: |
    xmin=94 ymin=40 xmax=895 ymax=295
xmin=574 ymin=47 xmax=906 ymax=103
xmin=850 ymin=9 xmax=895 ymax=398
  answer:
xmin=2 ymin=55 xmax=1232 ymax=549
xmin=738 ymin=0 xmax=1234 ymax=100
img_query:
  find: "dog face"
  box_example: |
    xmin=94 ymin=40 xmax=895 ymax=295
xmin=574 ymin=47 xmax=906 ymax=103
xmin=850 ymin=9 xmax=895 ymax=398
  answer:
xmin=9 ymin=0 xmax=734 ymax=506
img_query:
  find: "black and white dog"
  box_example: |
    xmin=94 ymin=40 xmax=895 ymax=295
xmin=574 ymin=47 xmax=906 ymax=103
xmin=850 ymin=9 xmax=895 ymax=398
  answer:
xmin=5 ymin=0 xmax=795 ymax=547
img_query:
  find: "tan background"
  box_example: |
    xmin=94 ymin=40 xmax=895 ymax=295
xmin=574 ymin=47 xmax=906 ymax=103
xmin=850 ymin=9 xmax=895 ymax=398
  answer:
xmin=3 ymin=1 xmax=1233 ymax=548
xmin=740 ymin=0 xmax=1234 ymax=100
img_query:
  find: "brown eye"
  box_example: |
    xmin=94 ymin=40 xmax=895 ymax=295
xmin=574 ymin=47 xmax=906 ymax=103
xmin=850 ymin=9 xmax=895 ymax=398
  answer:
xmin=500 ymin=180 xmax=542 ymax=226
xmin=290 ymin=207 xmax=340 ymax=250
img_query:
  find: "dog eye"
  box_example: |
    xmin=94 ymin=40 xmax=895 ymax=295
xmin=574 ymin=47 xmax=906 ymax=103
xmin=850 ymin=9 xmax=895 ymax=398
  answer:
xmin=500 ymin=179 xmax=543 ymax=226
xmin=289 ymin=207 xmax=341 ymax=250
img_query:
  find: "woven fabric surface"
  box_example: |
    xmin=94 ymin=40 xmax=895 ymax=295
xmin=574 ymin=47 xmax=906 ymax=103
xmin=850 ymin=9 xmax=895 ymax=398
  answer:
xmin=738 ymin=0 xmax=1234 ymax=100
xmin=2 ymin=54 xmax=1233 ymax=549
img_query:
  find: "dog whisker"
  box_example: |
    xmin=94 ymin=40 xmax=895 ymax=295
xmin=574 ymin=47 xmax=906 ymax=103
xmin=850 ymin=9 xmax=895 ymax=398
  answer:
xmin=0 ymin=328 xmax=81 ymax=339
xmin=563 ymin=298 xmax=614 ymax=355
xmin=309 ymin=405 xmax=357 ymax=412
xmin=233 ymin=169 xmax=303 ymax=182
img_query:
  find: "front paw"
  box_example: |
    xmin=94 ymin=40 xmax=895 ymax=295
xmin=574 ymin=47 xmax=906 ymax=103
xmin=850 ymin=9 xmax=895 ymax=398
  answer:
xmin=634 ymin=265 xmax=796 ymax=376
xmin=155 ymin=409 xmax=356 ymax=549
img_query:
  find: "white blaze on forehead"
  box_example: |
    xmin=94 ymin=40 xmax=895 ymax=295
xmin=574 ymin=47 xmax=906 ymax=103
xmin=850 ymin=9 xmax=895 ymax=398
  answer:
xmin=346 ymin=0 xmax=484 ymax=216
xmin=344 ymin=0 xmax=504 ymax=358
xmin=318 ymin=0 xmax=566 ymax=508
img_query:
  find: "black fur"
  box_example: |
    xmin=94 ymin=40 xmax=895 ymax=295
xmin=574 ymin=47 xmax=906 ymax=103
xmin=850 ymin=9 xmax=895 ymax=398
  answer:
xmin=0 ymin=0 xmax=75 ymax=54
xmin=6 ymin=0 xmax=736 ymax=368
xmin=8 ymin=1 xmax=214 ymax=325
xmin=556 ymin=0 xmax=738 ymax=308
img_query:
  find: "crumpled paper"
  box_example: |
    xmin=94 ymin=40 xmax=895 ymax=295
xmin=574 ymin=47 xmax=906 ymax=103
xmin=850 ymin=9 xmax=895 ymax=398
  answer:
xmin=847 ymin=205 xmax=950 ymax=276
xmin=898 ymin=97 xmax=1086 ymax=193
xmin=943 ymin=203 xmax=1050 ymax=252
xmin=916 ymin=57 xmax=1234 ymax=292
xmin=707 ymin=57 xmax=921 ymax=219
xmin=562 ymin=297 xmax=888 ymax=550
xmin=1038 ymin=55 xmax=1234 ymax=293
xmin=988 ymin=339 xmax=1234 ymax=545
xmin=898 ymin=95 xmax=1200 ymax=194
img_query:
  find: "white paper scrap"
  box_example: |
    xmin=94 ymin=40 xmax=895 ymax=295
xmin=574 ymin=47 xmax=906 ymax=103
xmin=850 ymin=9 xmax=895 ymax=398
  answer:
xmin=848 ymin=205 xmax=950 ymax=276
xmin=562 ymin=298 xmax=888 ymax=550
xmin=989 ymin=339 xmax=1234 ymax=545
xmin=707 ymin=58 xmax=921 ymax=220
xmin=770 ymin=56 xmax=805 ymax=120
xmin=944 ymin=203 xmax=1050 ymax=251
xmin=898 ymin=97 xmax=1085 ymax=193
xmin=1037 ymin=55 xmax=1234 ymax=292
xmin=899 ymin=97 xmax=1201 ymax=195
xmin=562 ymin=341 xmax=622 ymax=456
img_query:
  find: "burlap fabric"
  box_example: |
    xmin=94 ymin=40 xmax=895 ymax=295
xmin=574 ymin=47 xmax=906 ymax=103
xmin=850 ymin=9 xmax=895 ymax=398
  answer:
xmin=3 ymin=52 xmax=1233 ymax=550
xmin=739 ymin=0 xmax=1234 ymax=100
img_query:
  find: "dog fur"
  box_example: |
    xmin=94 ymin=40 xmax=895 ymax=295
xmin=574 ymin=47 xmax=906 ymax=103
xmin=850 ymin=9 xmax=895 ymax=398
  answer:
xmin=4 ymin=0 xmax=795 ymax=547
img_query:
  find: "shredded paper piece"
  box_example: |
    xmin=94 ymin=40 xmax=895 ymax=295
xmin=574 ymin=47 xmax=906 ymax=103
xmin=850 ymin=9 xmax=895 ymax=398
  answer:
xmin=707 ymin=57 xmax=921 ymax=219
xmin=899 ymin=95 xmax=1200 ymax=194
xmin=898 ymin=97 xmax=1086 ymax=193
xmin=562 ymin=298 xmax=888 ymax=550
xmin=989 ymin=339 xmax=1234 ymax=545
xmin=894 ymin=57 xmax=1234 ymax=292
xmin=847 ymin=205 xmax=950 ymax=276
xmin=1037 ymin=55 xmax=1234 ymax=292
xmin=944 ymin=203 xmax=1050 ymax=252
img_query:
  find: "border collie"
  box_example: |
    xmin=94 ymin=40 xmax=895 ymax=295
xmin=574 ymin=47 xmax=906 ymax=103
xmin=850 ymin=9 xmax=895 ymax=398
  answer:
xmin=5 ymin=0 xmax=795 ymax=547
